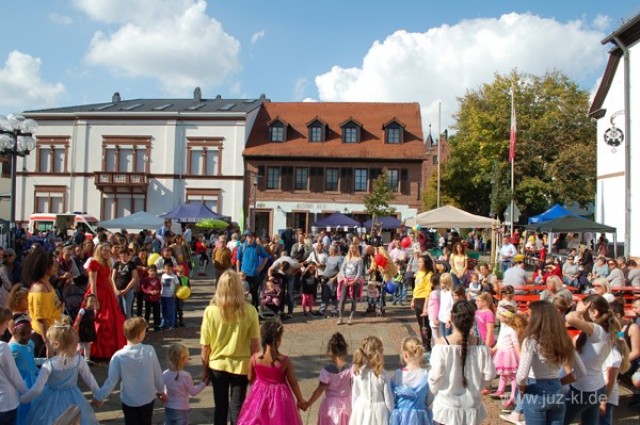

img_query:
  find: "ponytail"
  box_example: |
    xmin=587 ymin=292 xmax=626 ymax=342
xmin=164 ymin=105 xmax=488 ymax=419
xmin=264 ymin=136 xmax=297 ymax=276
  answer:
xmin=451 ymin=300 xmax=476 ymax=388
xmin=353 ymin=336 xmax=384 ymax=377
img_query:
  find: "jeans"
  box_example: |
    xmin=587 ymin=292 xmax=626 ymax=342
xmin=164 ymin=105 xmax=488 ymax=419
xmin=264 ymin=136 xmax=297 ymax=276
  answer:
xmin=118 ymin=290 xmax=135 ymax=319
xmin=208 ymin=369 xmax=248 ymax=425
xmin=502 ymin=261 xmax=513 ymax=273
xmin=160 ymin=296 xmax=176 ymax=328
xmin=522 ymin=378 xmax=565 ymax=425
xmin=135 ymin=290 xmax=144 ymax=317
xmin=563 ymin=385 xmax=606 ymax=425
xmin=598 ymin=403 xmax=613 ymax=425
xmin=319 ymin=276 xmax=338 ymax=314
xmin=0 ymin=408 xmax=16 ymax=425
xmin=246 ymin=275 xmax=261 ymax=309
xmin=164 ymin=407 xmax=190 ymax=425
xmin=440 ymin=322 xmax=452 ymax=337
xmin=392 ymin=282 xmax=407 ymax=303
xmin=283 ymin=274 xmax=296 ymax=315
xmin=562 ymin=277 xmax=579 ymax=288
xmin=122 ymin=400 xmax=155 ymax=425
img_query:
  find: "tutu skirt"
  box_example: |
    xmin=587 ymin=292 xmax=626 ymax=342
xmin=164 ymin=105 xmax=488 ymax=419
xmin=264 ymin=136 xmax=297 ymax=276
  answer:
xmin=494 ymin=347 xmax=519 ymax=375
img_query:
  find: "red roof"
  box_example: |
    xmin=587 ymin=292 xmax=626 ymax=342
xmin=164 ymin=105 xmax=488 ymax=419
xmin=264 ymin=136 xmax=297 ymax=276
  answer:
xmin=244 ymin=102 xmax=425 ymax=160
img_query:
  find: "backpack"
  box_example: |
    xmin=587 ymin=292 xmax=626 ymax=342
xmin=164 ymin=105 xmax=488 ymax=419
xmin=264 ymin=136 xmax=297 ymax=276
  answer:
xmin=214 ymin=246 xmax=232 ymax=270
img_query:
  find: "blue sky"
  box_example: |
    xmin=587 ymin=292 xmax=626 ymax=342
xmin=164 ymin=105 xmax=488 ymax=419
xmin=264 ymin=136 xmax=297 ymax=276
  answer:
xmin=0 ymin=0 xmax=638 ymax=128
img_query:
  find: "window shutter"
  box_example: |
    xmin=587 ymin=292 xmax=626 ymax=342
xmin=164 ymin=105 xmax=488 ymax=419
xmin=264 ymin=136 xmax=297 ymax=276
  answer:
xmin=310 ymin=167 xmax=323 ymax=193
xmin=316 ymin=167 xmax=324 ymax=193
xmin=340 ymin=168 xmax=352 ymax=193
xmin=369 ymin=168 xmax=382 ymax=188
xmin=400 ymin=169 xmax=410 ymax=195
xmin=282 ymin=166 xmax=294 ymax=192
xmin=257 ymin=166 xmax=266 ymax=191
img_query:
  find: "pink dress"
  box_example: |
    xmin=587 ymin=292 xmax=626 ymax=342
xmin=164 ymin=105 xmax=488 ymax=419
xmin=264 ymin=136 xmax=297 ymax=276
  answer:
xmin=493 ymin=324 xmax=519 ymax=375
xmin=318 ymin=364 xmax=352 ymax=425
xmin=237 ymin=354 xmax=303 ymax=425
xmin=474 ymin=309 xmax=496 ymax=346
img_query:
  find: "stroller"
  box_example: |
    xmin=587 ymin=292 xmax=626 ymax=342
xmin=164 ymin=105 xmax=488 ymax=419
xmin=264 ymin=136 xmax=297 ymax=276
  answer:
xmin=366 ymin=279 xmax=386 ymax=316
xmin=259 ymin=274 xmax=285 ymax=321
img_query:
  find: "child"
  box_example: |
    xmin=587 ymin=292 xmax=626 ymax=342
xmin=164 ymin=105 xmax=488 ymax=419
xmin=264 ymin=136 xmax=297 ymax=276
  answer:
xmin=466 ymin=272 xmax=482 ymax=300
xmin=175 ymin=265 xmax=190 ymax=327
xmin=261 ymin=276 xmax=283 ymax=315
xmin=304 ymin=332 xmax=352 ymax=424
xmin=20 ymin=321 xmax=100 ymax=425
xmin=427 ymin=275 xmax=441 ymax=347
xmin=366 ymin=280 xmax=382 ymax=314
xmin=237 ymin=319 xmax=305 ymax=425
xmin=9 ymin=314 xmax=38 ymax=424
xmin=94 ymin=317 xmax=165 ymax=425
xmin=160 ymin=262 xmax=179 ymax=329
xmin=301 ymin=263 xmax=318 ymax=316
xmin=489 ymin=305 xmax=522 ymax=408
xmin=162 ymin=343 xmax=208 ymax=425
xmin=389 ymin=337 xmax=432 ymax=425
xmin=141 ymin=265 xmax=162 ymax=331
xmin=7 ymin=284 xmax=29 ymax=316
xmin=349 ymin=336 xmax=394 ymax=424
xmin=437 ymin=273 xmax=454 ymax=338
xmin=475 ymin=292 xmax=496 ymax=348
xmin=451 ymin=285 xmax=467 ymax=303
xmin=429 ymin=300 xmax=496 ymax=425
xmin=0 ymin=307 xmax=29 ymax=424
xmin=195 ymin=236 xmax=208 ymax=276
xmin=601 ymin=302 xmax=631 ymax=425
xmin=73 ymin=294 xmax=99 ymax=365
xmin=498 ymin=285 xmax=517 ymax=310
xmin=238 ymin=272 xmax=252 ymax=304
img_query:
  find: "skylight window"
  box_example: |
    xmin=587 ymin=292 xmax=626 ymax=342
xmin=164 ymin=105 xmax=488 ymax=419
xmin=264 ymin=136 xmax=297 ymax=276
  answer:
xmin=152 ymin=103 xmax=173 ymax=111
xmin=93 ymin=103 xmax=115 ymax=111
xmin=219 ymin=103 xmax=235 ymax=111
xmin=122 ymin=103 xmax=143 ymax=111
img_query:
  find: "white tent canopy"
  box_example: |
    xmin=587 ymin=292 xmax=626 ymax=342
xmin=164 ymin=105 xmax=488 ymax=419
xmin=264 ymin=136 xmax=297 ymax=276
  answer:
xmin=405 ymin=205 xmax=496 ymax=229
xmin=97 ymin=211 xmax=165 ymax=230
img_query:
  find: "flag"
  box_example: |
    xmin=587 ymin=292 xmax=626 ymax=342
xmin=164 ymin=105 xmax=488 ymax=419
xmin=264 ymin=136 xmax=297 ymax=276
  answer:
xmin=509 ymin=87 xmax=517 ymax=163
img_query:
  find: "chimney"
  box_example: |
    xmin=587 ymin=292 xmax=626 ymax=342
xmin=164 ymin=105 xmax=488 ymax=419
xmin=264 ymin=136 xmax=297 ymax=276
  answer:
xmin=112 ymin=92 xmax=121 ymax=103
xmin=215 ymin=94 xmax=222 ymax=99
xmin=193 ymin=87 xmax=202 ymax=101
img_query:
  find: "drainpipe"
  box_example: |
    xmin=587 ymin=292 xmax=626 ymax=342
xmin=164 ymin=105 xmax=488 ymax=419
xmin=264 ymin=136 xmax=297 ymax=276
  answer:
xmin=611 ymin=36 xmax=631 ymax=258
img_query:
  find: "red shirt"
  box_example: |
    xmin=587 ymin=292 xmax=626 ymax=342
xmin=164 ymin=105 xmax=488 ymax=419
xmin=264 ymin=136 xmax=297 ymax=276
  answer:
xmin=141 ymin=276 xmax=161 ymax=302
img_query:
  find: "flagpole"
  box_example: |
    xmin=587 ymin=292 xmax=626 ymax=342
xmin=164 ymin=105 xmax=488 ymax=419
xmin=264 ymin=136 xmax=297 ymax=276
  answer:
xmin=437 ymin=101 xmax=441 ymax=209
xmin=509 ymin=86 xmax=516 ymax=236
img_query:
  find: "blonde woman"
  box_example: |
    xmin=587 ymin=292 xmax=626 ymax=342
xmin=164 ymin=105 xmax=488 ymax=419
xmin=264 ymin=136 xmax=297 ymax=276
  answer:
xmin=200 ymin=270 xmax=260 ymax=425
xmin=592 ymin=277 xmax=615 ymax=303
xmin=337 ymin=244 xmax=364 ymax=325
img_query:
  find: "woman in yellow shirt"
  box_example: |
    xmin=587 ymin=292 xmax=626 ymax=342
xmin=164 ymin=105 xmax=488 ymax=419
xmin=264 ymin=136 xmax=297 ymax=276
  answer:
xmin=200 ymin=270 xmax=260 ymax=425
xmin=449 ymin=242 xmax=468 ymax=287
xmin=411 ymin=255 xmax=436 ymax=351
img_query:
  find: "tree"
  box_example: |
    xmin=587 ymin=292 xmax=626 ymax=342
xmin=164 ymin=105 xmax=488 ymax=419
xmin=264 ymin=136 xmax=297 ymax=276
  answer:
xmin=440 ymin=70 xmax=596 ymax=220
xmin=364 ymin=169 xmax=396 ymax=218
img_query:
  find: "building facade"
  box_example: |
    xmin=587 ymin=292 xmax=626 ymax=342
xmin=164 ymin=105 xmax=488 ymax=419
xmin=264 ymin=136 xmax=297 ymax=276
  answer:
xmin=17 ymin=91 xmax=265 ymax=224
xmin=589 ymin=13 xmax=639 ymax=258
xmin=243 ymin=102 xmax=429 ymax=235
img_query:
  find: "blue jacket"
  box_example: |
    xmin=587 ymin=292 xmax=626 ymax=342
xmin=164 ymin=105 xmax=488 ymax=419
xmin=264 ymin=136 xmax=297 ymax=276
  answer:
xmin=238 ymin=242 xmax=268 ymax=277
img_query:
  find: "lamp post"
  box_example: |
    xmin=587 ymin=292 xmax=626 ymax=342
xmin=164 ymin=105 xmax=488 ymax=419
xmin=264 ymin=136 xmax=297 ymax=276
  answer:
xmin=0 ymin=114 xmax=37 ymax=249
xmin=252 ymin=175 xmax=258 ymax=233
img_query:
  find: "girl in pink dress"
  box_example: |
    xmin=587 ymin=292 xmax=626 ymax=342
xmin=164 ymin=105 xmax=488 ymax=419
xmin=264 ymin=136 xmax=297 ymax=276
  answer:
xmin=304 ymin=332 xmax=352 ymax=425
xmin=474 ymin=293 xmax=496 ymax=347
xmin=237 ymin=319 xmax=305 ymax=425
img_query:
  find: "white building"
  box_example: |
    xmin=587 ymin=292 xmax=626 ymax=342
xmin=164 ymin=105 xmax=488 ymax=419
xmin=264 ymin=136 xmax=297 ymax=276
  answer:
xmin=18 ymin=90 xmax=265 ymax=224
xmin=589 ymin=13 xmax=640 ymax=258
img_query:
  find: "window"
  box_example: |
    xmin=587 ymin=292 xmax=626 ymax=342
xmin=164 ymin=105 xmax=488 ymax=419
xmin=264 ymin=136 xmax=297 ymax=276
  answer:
xmin=309 ymin=126 xmax=323 ymax=142
xmin=267 ymin=167 xmax=280 ymax=190
xmin=295 ymin=167 xmax=309 ymax=191
xmin=102 ymin=195 xmax=145 ymax=220
xmin=432 ymin=155 xmax=438 ymax=165
xmin=1 ymin=159 xmax=10 ymax=178
xmin=101 ymin=136 xmax=151 ymax=174
xmin=325 ymin=168 xmax=339 ymax=191
xmin=34 ymin=186 xmax=66 ymax=213
xmin=387 ymin=169 xmax=399 ymax=192
xmin=36 ymin=137 xmax=69 ymax=173
xmin=386 ymin=128 xmax=402 ymax=144
xmin=270 ymin=124 xmax=285 ymax=142
xmin=354 ymin=168 xmax=368 ymax=192
xmin=186 ymin=138 xmax=223 ymax=176
xmin=343 ymin=127 xmax=358 ymax=143
xmin=186 ymin=189 xmax=221 ymax=212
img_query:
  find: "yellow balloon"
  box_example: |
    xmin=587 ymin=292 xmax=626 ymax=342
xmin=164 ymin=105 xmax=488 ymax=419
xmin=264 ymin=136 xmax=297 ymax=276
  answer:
xmin=176 ymin=286 xmax=191 ymax=300
xmin=147 ymin=253 xmax=161 ymax=267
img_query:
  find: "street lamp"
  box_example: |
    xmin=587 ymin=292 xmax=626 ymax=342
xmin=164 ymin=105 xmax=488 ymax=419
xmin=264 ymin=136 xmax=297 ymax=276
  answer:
xmin=252 ymin=175 xmax=258 ymax=233
xmin=0 ymin=114 xmax=37 ymax=249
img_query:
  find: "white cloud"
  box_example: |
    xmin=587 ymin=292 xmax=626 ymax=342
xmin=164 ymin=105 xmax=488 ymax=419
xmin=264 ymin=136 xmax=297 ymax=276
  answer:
xmin=592 ymin=14 xmax=611 ymax=32
xmin=0 ymin=51 xmax=65 ymax=112
xmin=75 ymin=0 xmax=240 ymax=94
xmin=251 ymin=31 xmax=265 ymax=45
xmin=49 ymin=12 xmax=74 ymax=25
xmin=293 ymin=77 xmax=309 ymax=100
xmin=314 ymin=13 xmax=607 ymax=130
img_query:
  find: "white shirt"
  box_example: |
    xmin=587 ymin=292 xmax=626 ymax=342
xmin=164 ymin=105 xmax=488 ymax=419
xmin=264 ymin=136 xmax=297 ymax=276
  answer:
xmin=162 ymin=369 xmax=207 ymax=411
xmin=0 ymin=342 xmax=28 ymax=412
xmin=499 ymin=243 xmax=517 ymax=262
xmin=182 ymin=228 xmax=192 ymax=243
xmin=603 ymin=347 xmax=622 ymax=406
xmin=437 ymin=289 xmax=453 ymax=324
xmin=516 ymin=338 xmax=586 ymax=386
xmin=573 ymin=324 xmax=612 ymax=392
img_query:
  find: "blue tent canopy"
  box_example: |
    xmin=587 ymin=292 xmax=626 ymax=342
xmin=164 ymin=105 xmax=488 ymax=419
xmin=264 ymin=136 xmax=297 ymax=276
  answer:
xmin=98 ymin=211 xmax=164 ymax=230
xmin=313 ymin=212 xmax=360 ymax=228
xmin=363 ymin=216 xmax=402 ymax=230
xmin=528 ymin=204 xmax=579 ymax=224
xmin=160 ymin=203 xmax=229 ymax=223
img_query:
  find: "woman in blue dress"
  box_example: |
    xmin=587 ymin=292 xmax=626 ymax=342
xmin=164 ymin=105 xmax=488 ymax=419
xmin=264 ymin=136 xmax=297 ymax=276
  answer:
xmin=9 ymin=314 xmax=38 ymax=425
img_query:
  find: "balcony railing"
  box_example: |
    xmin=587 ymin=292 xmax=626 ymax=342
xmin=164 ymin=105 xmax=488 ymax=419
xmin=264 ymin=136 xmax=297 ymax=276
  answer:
xmin=94 ymin=171 xmax=148 ymax=192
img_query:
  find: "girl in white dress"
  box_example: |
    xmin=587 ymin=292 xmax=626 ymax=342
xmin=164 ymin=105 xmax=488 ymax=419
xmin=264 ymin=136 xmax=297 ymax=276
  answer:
xmin=349 ymin=336 xmax=394 ymax=425
xmin=428 ymin=300 xmax=496 ymax=425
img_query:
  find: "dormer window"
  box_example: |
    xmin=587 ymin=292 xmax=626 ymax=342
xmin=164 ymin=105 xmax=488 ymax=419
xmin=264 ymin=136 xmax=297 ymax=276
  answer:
xmin=268 ymin=118 xmax=288 ymax=142
xmin=306 ymin=117 xmax=327 ymax=142
xmin=383 ymin=118 xmax=405 ymax=144
xmin=340 ymin=118 xmax=362 ymax=144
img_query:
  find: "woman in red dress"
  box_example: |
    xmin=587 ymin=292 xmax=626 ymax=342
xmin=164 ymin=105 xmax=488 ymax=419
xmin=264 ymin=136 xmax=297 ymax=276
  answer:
xmin=85 ymin=243 xmax=126 ymax=359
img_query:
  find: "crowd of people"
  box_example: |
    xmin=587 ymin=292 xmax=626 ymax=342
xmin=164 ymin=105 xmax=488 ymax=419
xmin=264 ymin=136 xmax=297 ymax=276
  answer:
xmin=0 ymin=221 xmax=638 ymax=425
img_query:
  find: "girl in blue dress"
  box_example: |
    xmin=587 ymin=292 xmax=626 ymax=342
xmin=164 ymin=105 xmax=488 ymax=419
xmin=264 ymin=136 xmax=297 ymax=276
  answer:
xmin=9 ymin=314 xmax=38 ymax=425
xmin=19 ymin=322 xmax=100 ymax=425
xmin=390 ymin=337 xmax=433 ymax=425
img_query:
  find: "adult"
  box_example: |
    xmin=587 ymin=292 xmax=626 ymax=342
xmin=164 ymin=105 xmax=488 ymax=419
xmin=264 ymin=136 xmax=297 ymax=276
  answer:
xmin=267 ymin=255 xmax=302 ymax=320
xmin=590 ymin=256 xmax=609 ymax=281
xmin=155 ymin=247 xmax=178 ymax=271
xmin=502 ymin=260 xmax=529 ymax=294
xmin=596 ymin=234 xmax=609 ymax=258
xmin=449 ymin=242 xmax=468 ymax=287
xmin=315 ymin=245 xmax=343 ymax=317
xmin=606 ymin=259 xmax=626 ymax=288
xmin=112 ymin=247 xmax=139 ymax=319
xmin=2 ymin=248 xmax=21 ymax=285
xmin=156 ymin=219 xmax=173 ymax=246
xmin=562 ymin=255 xmax=580 ymax=288
xmin=85 ymin=243 xmax=126 ymax=359
xmin=290 ymin=233 xmax=311 ymax=263
xmin=478 ymin=263 xmax=498 ymax=294
xmin=212 ymin=235 xmax=232 ymax=283
xmin=182 ymin=224 xmax=192 ymax=245
xmin=403 ymin=249 xmax=421 ymax=292
xmin=411 ymin=255 xmax=436 ymax=350
xmin=592 ymin=278 xmax=615 ymax=303
xmin=579 ymin=246 xmax=594 ymax=276
xmin=336 ymin=243 xmax=364 ymax=325
xmin=200 ymin=271 xmax=260 ymax=425
xmin=499 ymin=237 xmax=518 ymax=273
xmin=73 ymin=226 xmax=86 ymax=245
xmin=23 ymin=250 xmax=63 ymax=357
xmin=540 ymin=275 xmax=574 ymax=307
xmin=617 ymin=256 xmax=629 ymax=281
xmin=236 ymin=231 xmax=268 ymax=310
xmin=627 ymin=260 xmax=640 ymax=288
xmin=624 ymin=298 xmax=640 ymax=408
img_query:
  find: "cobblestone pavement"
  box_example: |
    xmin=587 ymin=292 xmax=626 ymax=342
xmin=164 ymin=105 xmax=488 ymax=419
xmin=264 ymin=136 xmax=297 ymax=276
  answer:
xmin=84 ymin=272 xmax=639 ymax=424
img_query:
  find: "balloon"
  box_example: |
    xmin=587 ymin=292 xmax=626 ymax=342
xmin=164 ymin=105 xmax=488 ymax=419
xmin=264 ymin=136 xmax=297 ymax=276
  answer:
xmin=401 ymin=237 xmax=412 ymax=248
xmin=147 ymin=253 xmax=161 ymax=267
xmin=176 ymin=286 xmax=191 ymax=300
xmin=373 ymin=253 xmax=388 ymax=268
xmin=415 ymin=224 xmax=422 ymax=231
xmin=385 ymin=281 xmax=397 ymax=294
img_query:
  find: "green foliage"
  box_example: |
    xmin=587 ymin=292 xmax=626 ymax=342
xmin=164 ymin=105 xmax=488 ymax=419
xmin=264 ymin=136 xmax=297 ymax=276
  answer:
xmin=364 ymin=170 xmax=396 ymax=217
xmin=422 ymin=173 xmax=459 ymax=211
xmin=440 ymin=70 xmax=596 ymax=220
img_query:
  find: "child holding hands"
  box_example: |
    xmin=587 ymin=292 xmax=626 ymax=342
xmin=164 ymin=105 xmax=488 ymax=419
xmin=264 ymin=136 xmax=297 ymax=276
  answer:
xmin=162 ymin=343 xmax=208 ymax=425
xmin=0 ymin=307 xmax=28 ymax=424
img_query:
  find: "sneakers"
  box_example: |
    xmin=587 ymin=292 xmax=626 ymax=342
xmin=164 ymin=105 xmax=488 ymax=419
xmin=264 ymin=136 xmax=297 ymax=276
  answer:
xmin=312 ymin=311 xmax=323 ymax=317
xmin=336 ymin=318 xmax=344 ymax=325
xmin=489 ymin=391 xmax=505 ymax=398
xmin=499 ymin=411 xmax=524 ymax=425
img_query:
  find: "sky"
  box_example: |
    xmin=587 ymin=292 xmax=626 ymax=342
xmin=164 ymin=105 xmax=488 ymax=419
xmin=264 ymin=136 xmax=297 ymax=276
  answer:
xmin=0 ymin=0 xmax=639 ymax=130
